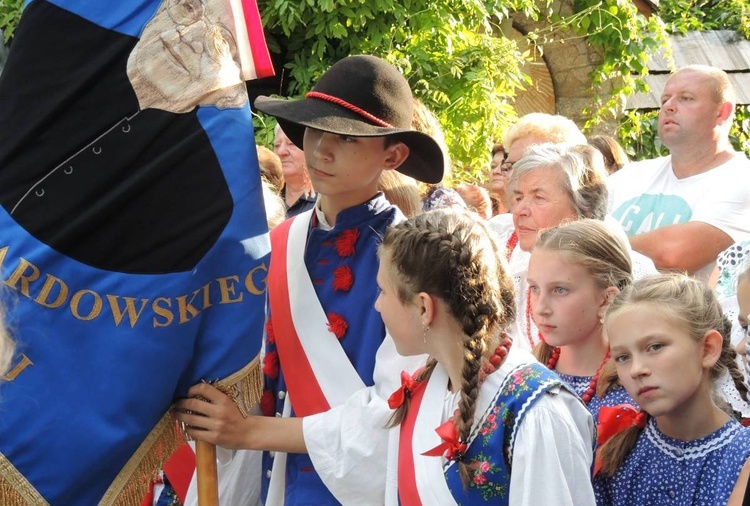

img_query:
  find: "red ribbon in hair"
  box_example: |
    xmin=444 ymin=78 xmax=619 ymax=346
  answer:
xmin=422 ymin=420 xmax=467 ymax=461
xmin=596 ymin=404 xmax=647 ymax=444
xmin=388 ymin=371 xmax=422 ymax=409
xmin=594 ymin=404 xmax=647 ymax=475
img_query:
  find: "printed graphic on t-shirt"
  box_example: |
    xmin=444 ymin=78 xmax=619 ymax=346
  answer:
xmin=612 ymin=193 xmax=692 ymax=236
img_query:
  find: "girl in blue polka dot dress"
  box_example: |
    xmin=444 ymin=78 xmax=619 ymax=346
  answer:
xmin=594 ymin=274 xmax=750 ymax=505
xmin=527 ymin=220 xmax=636 ymax=422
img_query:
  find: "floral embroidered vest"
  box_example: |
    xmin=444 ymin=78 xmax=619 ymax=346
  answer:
xmin=444 ymin=363 xmax=563 ymax=504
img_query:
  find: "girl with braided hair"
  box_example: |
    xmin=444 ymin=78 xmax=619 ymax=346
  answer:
xmin=595 ymin=274 xmax=750 ymax=505
xmin=377 ymin=210 xmax=595 ymax=505
xmin=176 ymin=210 xmax=595 ymax=505
xmin=527 ymin=219 xmax=635 ymax=422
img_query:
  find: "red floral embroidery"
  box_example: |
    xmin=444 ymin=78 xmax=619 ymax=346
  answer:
xmin=332 ymin=265 xmax=354 ymax=292
xmin=265 ymin=319 xmax=275 ymax=345
xmin=260 ymin=389 xmax=276 ymax=417
xmin=263 ymin=351 xmax=279 ymax=379
xmin=468 ymin=452 xmax=506 ymax=499
xmin=335 ymin=229 xmax=360 ymax=257
xmin=327 ymin=313 xmax=348 ymax=339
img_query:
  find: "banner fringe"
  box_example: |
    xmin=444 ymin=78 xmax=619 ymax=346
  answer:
xmin=103 ymin=354 xmax=262 ymax=505
xmin=0 ymin=356 xmax=262 ymax=505
xmin=0 ymin=452 xmax=49 ymax=505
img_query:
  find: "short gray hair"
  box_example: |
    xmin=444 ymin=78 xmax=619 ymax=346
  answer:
xmin=509 ymin=143 xmax=608 ymax=220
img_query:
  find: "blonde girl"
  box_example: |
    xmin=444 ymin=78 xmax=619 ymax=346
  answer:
xmin=595 ymin=274 xmax=750 ymax=505
xmin=734 ymin=258 xmax=750 ymax=372
xmin=176 ymin=210 xmax=596 ymax=505
xmin=527 ymin=219 xmax=635 ymax=421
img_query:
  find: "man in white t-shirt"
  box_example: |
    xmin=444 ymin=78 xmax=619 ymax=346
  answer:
xmin=608 ymin=65 xmax=750 ymax=282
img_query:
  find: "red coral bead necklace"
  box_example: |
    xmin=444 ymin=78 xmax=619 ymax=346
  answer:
xmin=546 ymin=348 xmax=610 ymax=404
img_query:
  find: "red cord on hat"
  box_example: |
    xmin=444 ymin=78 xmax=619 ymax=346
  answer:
xmin=306 ymin=91 xmax=394 ymax=128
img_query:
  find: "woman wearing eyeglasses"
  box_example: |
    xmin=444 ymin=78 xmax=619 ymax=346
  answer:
xmin=488 ymin=144 xmax=511 ymax=214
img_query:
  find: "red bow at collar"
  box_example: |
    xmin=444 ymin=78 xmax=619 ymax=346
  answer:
xmin=594 ymin=404 xmax=647 ymax=475
xmin=387 ymin=371 xmax=422 ymax=409
xmin=422 ymin=420 xmax=467 ymax=461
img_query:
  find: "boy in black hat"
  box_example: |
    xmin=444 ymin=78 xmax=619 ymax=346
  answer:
xmin=179 ymin=55 xmax=443 ymax=504
xmin=256 ymin=54 xmax=443 ymax=504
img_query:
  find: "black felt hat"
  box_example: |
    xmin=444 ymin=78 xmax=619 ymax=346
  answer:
xmin=254 ymin=55 xmax=445 ymax=184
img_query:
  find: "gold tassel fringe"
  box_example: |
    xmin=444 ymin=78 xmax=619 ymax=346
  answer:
xmin=99 ymin=410 xmax=186 ymax=505
xmin=0 ymin=452 xmax=49 ymax=505
xmin=101 ymin=353 xmax=262 ymax=505
xmin=213 ymin=354 xmax=264 ymax=419
xmin=0 ymin=355 xmax=262 ymax=505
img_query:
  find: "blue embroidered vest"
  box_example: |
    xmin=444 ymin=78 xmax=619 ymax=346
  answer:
xmin=445 ymin=363 xmax=564 ymax=504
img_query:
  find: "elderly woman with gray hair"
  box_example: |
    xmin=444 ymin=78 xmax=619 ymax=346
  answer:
xmin=488 ymin=143 xmax=657 ymax=352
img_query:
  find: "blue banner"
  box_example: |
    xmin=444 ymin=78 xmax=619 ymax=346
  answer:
xmin=0 ymin=0 xmax=269 ymax=503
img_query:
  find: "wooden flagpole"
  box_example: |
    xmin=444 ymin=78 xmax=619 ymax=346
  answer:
xmin=195 ymin=441 xmax=219 ymax=505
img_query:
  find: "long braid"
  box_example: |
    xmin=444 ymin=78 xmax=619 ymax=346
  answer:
xmin=596 ymin=358 xmax=619 ymax=397
xmin=455 ymin=330 xmax=486 ymax=486
xmin=453 ymin=239 xmax=491 ymax=483
xmin=379 ymin=210 xmax=516 ymax=488
xmin=596 ymin=412 xmax=650 ymax=477
xmin=441 ymin=224 xmax=501 ymax=487
xmin=718 ymin=314 xmax=750 ymax=409
xmin=388 ymin=358 xmax=438 ymax=427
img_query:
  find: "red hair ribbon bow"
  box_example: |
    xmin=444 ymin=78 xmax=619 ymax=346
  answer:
xmin=387 ymin=371 xmax=421 ymax=409
xmin=422 ymin=421 xmax=467 ymax=461
xmin=596 ymin=404 xmax=647 ymax=445
xmin=594 ymin=404 xmax=647 ymax=475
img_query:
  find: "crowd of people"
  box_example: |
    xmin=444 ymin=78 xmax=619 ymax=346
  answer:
xmin=158 ymin=57 xmax=750 ymax=504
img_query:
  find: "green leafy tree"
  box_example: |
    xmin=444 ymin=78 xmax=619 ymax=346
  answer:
xmin=619 ymin=109 xmax=668 ymax=160
xmin=257 ymin=0 xmax=545 ymax=183
xmin=256 ymin=0 xmax=676 ymax=182
xmin=660 ymin=0 xmax=750 ymax=37
xmin=565 ymin=0 xmax=668 ymax=129
xmin=4 ymin=0 xmax=745 ymax=177
xmin=0 ymin=0 xmax=23 ymax=44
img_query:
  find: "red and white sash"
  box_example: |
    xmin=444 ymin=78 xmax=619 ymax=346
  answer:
xmin=391 ymin=364 xmax=456 ymax=505
xmin=268 ymin=210 xmax=366 ymax=416
xmin=267 ymin=210 xmax=366 ymax=504
xmin=386 ymin=357 xmax=521 ymax=505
